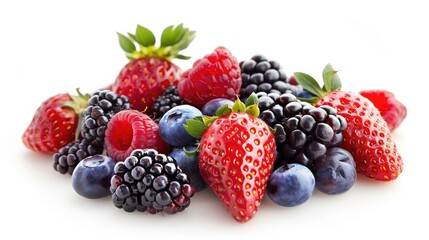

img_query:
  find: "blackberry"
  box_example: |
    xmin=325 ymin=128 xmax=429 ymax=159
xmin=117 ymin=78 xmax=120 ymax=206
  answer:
xmin=80 ymin=90 xmax=131 ymax=152
xmin=53 ymin=139 xmax=95 ymax=175
xmin=239 ymin=55 xmax=302 ymax=101
xmin=152 ymin=85 xmax=185 ymax=123
xmin=257 ymin=93 xmax=347 ymax=168
xmin=110 ymin=149 xmax=195 ymax=214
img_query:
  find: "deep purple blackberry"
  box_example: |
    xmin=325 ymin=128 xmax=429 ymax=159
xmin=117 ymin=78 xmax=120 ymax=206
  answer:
xmin=152 ymin=86 xmax=186 ymax=123
xmin=80 ymin=90 xmax=131 ymax=151
xmin=53 ymin=139 xmax=95 ymax=175
xmin=110 ymin=149 xmax=195 ymax=214
xmin=257 ymin=93 xmax=347 ymax=168
xmin=239 ymin=55 xmax=303 ymax=101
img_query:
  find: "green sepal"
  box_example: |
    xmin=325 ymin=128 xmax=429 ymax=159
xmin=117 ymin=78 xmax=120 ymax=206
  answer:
xmin=184 ymin=118 xmax=207 ymax=139
xmin=245 ymin=104 xmax=260 ymax=117
xmin=202 ymin=115 xmax=218 ymax=126
xmin=293 ymin=72 xmax=325 ymax=97
xmin=232 ymin=97 xmax=246 ymax=112
xmin=117 ymin=33 xmax=136 ymax=53
xmin=135 ymin=25 xmax=156 ymax=47
xmin=244 ymin=93 xmax=258 ymax=107
xmin=183 ymin=144 xmax=200 ymax=157
xmin=297 ymin=96 xmax=320 ymax=104
xmin=175 ymin=54 xmax=192 ymax=60
xmin=215 ymin=104 xmax=232 ymax=117
xmin=322 ymin=63 xmax=341 ymax=92
xmin=62 ymin=88 xmax=90 ymax=141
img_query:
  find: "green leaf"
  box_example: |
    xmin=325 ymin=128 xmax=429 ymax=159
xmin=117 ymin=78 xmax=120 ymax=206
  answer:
xmin=232 ymin=98 xmax=246 ymax=112
xmin=297 ymin=96 xmax=320 ymax=104
xmin=175 ymin=54 xmax=191 ymax=60
xmin=244 ymin=93 xmax=258 ymax=107
xmin=215 ymin=104 xmax=232 ymax=117
xmin=322 ymin=63 xmax=341 ymax=91
xmin=184 ymin=119 xmax=207 ymax=138
xmin=183 ymin=144 xmax=200 ymax=157
xmin=135 ymin=25 xmax=156 ymax=47
xmin=293 ymin=72 xmax=325 ymax=97
xmin=161 ymin=25 xmax=174 ymax=47
xmin=117 ymin=33 xmax=136 ymax=53
xmin=127 ymin=33 xmax=137 ymax=42
xmin=245 ymin=104 xmax=260 ymax=117
xmin=202 ymin=116 xmax=218 ymax=126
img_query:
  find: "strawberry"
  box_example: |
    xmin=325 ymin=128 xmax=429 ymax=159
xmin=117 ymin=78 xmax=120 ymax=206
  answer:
xmin=178 ymin=46 xmax=242 ymax=109
xmin=184 ymin=94 xmax=276 ymax=222
xmin=359 ymin=89 xmax=407 ymax=132
xmin=294 ymin=64 xmax=403 ymax=181
xmin=113 ymin=24 xmax=195 ymax=115
xmin=22 ymin=89 xmax=89 ymax=154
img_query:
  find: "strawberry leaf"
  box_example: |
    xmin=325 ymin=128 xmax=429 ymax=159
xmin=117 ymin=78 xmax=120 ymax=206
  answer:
xmin=117 ymin=33 xmax=136 ymax=53
xmin=215 ymin=104 xmax=232 ymax=116
xmin=293 ymin=72 xmax=325 ymax=97
xmin=135 ymin=25 xmax=156 ymax=47
xmin=184 ymin=118 xmax=207 ymax=138
xmin=160 ymin=25 xmax=175 ymax=47
xmin=244 ymin=93 xmax=258 ymax=107
xmin=183 ymin=144 xmax=200 ymax=156
xmin=232 ymin=98 xmax=246 ymax=112
xmin=322 ymin=63 xmax=341 ymax=92
xmin=202 ymin=116 xmax=218 ymax=126
xmin=245 ymin=104 xmax=260 ymax=117
xmin=298 ymin=96 xmax=320 ymax=104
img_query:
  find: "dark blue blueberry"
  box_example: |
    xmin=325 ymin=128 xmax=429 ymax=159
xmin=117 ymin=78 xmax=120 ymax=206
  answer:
xmin=312 ymin=147 xmax=356 ymax=195
xmin=201 ymin=98 xmax=234 ymax=116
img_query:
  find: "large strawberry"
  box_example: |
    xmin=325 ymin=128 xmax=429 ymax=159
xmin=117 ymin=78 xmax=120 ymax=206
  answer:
xmin=185 ymin=94 xmax=276 ymax=222
xmin=22 ymin=89 xmax=89 ymax=154
xmin=178 ymin=46 xmax=242 ymax=109
xmin=294 ymin=64 xmax=403 ymax=181
xmin=113 ymin=24 xmax=195 ymax=115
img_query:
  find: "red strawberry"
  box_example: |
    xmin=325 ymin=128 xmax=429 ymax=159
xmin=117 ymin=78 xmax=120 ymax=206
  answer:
xmin=359 ymin=90 xmax=407 ymax=132
xmin=23 ymin=90 xmax=89 ymax=154
xmin=104 ymin=110 xmax=171 ymax=162
xmin=295 ymin=64 xmax=403 ymax=181
xmin=185 ymin=95 xmax=276 ymax=222
xmin=113 ymin=24 xmax=195 ymax=115
xmin=178 ymin=47 xmax=242 ymax=109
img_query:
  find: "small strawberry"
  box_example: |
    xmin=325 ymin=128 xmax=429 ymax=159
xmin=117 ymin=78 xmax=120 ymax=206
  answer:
xmin=23 ymin=89 xmax=89 ymax=154
xmin=359 ymin=89 xmax=407 ymax=132
xmin=104 ymin=110 xmax=171 ymax=162
xmin=294 ymin=64 xmax=403 ymax=181
xmin=184 ymin=94 xmax=276 ymax=222
xmin=178 ymin=46 xmax=242 ymax=109
xmin=113 ymin=24 xmax=195 ymax=114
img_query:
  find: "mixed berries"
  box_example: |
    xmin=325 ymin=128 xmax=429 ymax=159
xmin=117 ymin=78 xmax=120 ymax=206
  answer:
xmin=22 ymin=23 xmax=407 ymax=223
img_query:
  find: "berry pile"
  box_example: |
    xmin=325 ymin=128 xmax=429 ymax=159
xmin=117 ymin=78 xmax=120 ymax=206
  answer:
xmin=22 ymin=23 xmax=407 ymax=223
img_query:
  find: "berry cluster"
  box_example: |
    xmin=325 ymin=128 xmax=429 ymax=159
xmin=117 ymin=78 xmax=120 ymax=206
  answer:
xmin=23 ymin=23 xmax=406 ymax=223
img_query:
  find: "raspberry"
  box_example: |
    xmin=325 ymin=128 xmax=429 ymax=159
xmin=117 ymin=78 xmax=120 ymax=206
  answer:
xmin=178 ymin=47 xmax=242 ymax=109
xmin=110 ymin=149 xmax=195 ymax=214
xmin=239 ymin=55 xmax=302 ymax=101
xmin=257 ymin=93 xmax=347 ymax=168
xmin=152 ymin=85 xmax=186 ymax=123
xmin=104 ymin=110 xmax=171 ymax=162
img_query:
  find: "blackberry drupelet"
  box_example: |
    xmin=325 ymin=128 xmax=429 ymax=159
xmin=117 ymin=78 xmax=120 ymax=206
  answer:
xmin=257 ymin=93 xmax=347 ymax=168
xmin=152 ymin=85 xmax=186 ymax=123
xmin=110 ymin=149 xmax=195 ymax=214
xmin=80 ymin=90 xmax=131 ymax=152
xmin=239 ymin=55 xmax=302 ymax=101
xmin=53 ymin=139 xmax=96 ymax=175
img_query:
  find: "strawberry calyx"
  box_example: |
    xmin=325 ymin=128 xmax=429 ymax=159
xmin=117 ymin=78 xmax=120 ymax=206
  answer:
xmin=117 ymin=24 xmax=196 ymax=61
xmin=294 ymin=63 xmax=342 ymax=104
xmin=62 ymin=88 xmax=90 ymax=140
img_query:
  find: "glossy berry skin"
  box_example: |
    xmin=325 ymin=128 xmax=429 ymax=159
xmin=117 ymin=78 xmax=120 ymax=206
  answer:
xmin=72 ymin=155 xmax=116 ymax=199
xmin=267 ymin=163 xmax=315 ymax=207
xmin=105 ymin=110 xmax=171 ymax=162
xmin=111 ymin=149 xmax=195 ymax=214
xmin=316 ymin=91 xmax=403 ymax=181
xmin=178 ymin=47 xmax=242 ymax=109
xmin=359 ymin=90 xmax=407 ymax=132
xmin=152 ymin=85 xmax=186 ymax=123
xmin=201 ymin=98 xmax=234 ymax=116
xmin=169 ymin=146 xmax=206 ymax=192
xmin=113 ymin=57 xmax=181 ymax=114
xmin=313 ymin=147 xmax=356 ymax=195
xmin=23 ymin=94 xmax=79 ymax=153
xmin=199 ymin=112 xmax=276 ymax=223
xmin=159 ymin=105 xmax=202 ymax=147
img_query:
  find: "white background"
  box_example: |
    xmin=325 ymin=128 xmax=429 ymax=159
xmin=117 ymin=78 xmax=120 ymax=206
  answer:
xmin=1 ymin=0 xmax=427 ymax=239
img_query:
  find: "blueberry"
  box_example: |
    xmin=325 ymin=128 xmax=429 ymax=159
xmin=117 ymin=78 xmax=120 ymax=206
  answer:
xmin=312 ymin=147 xmax=356 ymax=195
xmin=169 ymin=146 xmax=206 ymax=192
xmin=71 ymin=155 xmax=116 ymax=199
xmin=159 ymin=105 xmax=202 ymax=147
xmin=267 ymin=163 xmax=315 ymax=207
xmin=201 ymin=98 xmax=234 ymax=116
